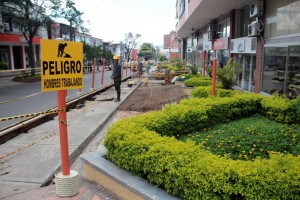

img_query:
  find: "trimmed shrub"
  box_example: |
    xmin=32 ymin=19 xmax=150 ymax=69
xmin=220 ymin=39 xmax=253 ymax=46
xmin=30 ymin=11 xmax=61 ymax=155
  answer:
xmin=261 ymin=94 xmax=300 ymax=124
xmin=191 ymin=86 xmax=242 ymax=98
xmin=184 ymin=77 xmax=222 ymax=88
xmin=105 ymin=118 xmax=300 ymax=199
xmin=177 ymin=74 xmax=203 ymax=81
xmin=104 ymin=92 xmax=300 ymax=199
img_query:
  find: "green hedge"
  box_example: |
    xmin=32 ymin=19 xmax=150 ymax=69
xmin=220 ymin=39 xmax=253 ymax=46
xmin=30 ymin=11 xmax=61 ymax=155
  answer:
xmin=184 ymin=77 xmax=222 ymax=87
xmin=191 ymin=86 xmax=243 ymax=98
xmin=104 ymin=91 xmax=300 ymax=199
xmin=260 ymin=94 xmax=300 ymax=124
xmin=177 ymin=74 xmax=204 ymax=81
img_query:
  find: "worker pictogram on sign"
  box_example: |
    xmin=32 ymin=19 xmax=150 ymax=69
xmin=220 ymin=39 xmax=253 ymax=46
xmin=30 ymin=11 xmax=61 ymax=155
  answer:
xmin=41 ymin=39 xmax=83 ymax=92
xmin=58 ymin=43 xmax=72 ymax=58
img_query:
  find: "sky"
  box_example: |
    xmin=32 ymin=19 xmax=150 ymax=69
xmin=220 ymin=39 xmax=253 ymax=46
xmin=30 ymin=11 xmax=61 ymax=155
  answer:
xmin=71 ymin=0 xmax=177 ymax=47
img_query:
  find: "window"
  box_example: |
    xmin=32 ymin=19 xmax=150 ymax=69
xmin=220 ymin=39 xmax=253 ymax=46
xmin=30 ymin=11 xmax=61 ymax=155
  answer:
xmin=264 ymin=0 xmax=300 ymax=38
xmin=179 ymin=0 xmax=185 ymax=17
xmin=235 ymin=6 xmax=252 ymax=37
xmin=262 ymin=46 xmax=300 ymax=99
xmin=217 ymin=18 xmax=230 ymax=38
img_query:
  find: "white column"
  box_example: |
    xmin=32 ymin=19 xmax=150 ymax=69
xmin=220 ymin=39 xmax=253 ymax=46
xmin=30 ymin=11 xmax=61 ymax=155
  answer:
xmin=33 ymin=44 xmax=37 ymax=68
xmin=23 ymin=45 xmax=26 ymax=68
xmin=9 ymin=45 xmax=14 ymax=70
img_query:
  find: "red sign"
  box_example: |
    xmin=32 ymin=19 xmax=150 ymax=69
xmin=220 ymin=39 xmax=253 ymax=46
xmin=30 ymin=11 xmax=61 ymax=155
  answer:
xmin=213 ymin=37 xmax=229 ymax=50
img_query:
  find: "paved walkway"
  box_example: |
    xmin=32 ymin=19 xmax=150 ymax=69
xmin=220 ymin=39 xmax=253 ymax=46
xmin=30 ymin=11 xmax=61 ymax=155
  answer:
xmin=0 ymin=78 xmax=139 ymax=200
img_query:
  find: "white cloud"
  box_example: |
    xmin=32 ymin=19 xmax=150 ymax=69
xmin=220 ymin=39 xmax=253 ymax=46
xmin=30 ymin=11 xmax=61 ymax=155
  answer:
xmin=73 ymin=0 xmax=177 ymax=46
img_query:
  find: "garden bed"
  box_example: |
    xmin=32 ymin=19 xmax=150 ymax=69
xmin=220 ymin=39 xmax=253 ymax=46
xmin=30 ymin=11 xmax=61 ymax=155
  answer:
xmin=104 ymin=91 xmax=300 ymax=199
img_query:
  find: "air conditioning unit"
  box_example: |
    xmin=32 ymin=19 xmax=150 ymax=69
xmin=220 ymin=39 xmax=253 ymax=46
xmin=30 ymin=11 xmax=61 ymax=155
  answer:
xmin=3 ymin=23 xmax=10 ymax=32
xmin=248 ymin=21 xmax=260 ymax=37
xmin=207 ymin=32 xmax=214 ymax=41
xmin=250 ymin=1 xmax=264 ymax=18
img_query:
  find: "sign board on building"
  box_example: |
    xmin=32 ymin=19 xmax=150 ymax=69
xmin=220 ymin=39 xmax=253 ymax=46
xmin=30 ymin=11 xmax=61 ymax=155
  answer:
xmin=230 ymin=37 xmax=257 ymax=54
xmin=40 ymin=39 xmax=83 ymax=92
xmin=213 ymin=37 xmax=229 ymax=50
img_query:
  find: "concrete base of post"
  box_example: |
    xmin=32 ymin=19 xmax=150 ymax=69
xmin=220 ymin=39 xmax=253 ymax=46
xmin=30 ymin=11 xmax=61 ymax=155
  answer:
xmin=90 ymin=88 xmax=94 ymax=92
xmin=55 ymin=170 xmax=79 ymax=197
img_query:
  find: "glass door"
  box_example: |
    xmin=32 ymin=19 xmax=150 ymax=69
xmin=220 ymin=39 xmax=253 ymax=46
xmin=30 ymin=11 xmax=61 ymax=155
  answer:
xmin=262 ymin=47 xmax=288 ymax=95
xmin=287 ymin=46 xmax=300 ymax=98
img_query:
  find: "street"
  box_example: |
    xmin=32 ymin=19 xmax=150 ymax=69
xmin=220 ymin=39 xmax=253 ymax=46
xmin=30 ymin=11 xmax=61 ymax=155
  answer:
xmin=0 ymin=69 xmax=131 ymax=131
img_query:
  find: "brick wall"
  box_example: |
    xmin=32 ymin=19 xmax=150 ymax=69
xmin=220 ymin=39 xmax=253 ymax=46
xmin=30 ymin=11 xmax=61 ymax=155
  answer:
xmin=254 ymin=37 xmax=263 ymax=93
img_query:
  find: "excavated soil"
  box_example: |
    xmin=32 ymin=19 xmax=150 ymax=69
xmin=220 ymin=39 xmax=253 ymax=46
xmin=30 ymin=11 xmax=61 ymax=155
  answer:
xmin=119 ymin=83 xmax=189 ymax=112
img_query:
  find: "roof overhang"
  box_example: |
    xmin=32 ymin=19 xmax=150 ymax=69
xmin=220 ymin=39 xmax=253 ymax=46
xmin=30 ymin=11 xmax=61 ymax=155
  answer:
xmin=176 ymin=0 xmax=253 ymax=38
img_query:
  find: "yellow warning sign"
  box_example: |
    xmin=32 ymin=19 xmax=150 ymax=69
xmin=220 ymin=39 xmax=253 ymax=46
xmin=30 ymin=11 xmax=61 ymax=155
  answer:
xmin=40 ymin=39 xmax=83 ymax=92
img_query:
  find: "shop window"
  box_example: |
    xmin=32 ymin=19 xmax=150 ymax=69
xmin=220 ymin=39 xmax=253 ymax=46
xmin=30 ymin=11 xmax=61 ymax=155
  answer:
xmin=262 ymin=46 xmax=300 ymax=99
xmin=217 ymin=18 xmax=230 ymax=38
xmin=235 ymin=6 xmax=252 ymax=37
xmin=235 ymin=55 xmax=256 ymax=92
xmin=265 ymin=0 xmax=300 ymax=38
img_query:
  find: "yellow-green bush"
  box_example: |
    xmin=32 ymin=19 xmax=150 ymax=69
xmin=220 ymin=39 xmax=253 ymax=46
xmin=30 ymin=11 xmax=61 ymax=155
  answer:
xmin=177 ymin=74 xmax=205 ymax=81
xmin=184 ymin=77 xmax=222 ymax=87
xmin=261 ymin=94 xmax=300 ymax=124
xmin=191 ymin=86 xmax=243 ymax=98
xmin=104 ymin=92 xmax=300 ymax=199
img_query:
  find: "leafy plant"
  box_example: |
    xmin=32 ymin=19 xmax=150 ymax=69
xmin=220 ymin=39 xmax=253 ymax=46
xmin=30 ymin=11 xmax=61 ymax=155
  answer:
xmin=179 ymin=114 xmax=300 ymax=160
xmin=0 ymin=61 xmax=8 ymax=70
xmin=216 ymin=58 xmax=241 ymax=89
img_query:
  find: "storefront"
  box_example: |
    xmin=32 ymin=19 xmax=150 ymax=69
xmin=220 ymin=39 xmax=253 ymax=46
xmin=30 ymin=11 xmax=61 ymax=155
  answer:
xmin=214 ymin=37 xmax=230 ymax=67
xmin=0 ymin=33 xmax=41 ymax=70
xmin=261 ymin=0 xmax=300 ymax=98
xmin=231 ymin=37 xmax=257 ymax=92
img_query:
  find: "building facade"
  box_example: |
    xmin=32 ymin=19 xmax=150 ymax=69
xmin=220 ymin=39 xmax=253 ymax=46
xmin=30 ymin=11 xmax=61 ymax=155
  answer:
xmin=0 ymin=20 xmax=104 ymax=71
xmin=163 ymin=31 xmax=179 ymax=60
xmin=175 ymin=0 xmax=300 ymax=98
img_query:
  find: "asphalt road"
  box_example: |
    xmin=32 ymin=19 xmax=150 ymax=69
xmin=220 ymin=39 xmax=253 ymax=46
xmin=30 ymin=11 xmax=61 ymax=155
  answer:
xmin=0 ymin=69 xmax=132 ymax=131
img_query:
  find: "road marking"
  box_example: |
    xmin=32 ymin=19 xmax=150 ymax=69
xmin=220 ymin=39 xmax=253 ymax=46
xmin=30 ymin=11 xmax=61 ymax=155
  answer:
xmin=0 ymin=92 xmax=42 ymax=105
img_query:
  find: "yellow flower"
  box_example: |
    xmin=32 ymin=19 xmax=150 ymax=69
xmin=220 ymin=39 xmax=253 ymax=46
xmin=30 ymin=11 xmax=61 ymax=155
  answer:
xmin=253 ymin=144 xmax=256 ymax=147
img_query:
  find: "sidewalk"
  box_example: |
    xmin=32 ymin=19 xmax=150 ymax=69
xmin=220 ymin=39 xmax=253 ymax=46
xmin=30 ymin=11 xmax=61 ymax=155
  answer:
xmin=0 ymin=79 xmax=139 ymax=200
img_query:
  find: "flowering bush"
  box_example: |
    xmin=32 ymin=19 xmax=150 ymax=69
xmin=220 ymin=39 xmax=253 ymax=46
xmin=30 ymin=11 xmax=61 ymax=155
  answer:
xmin=104 ymin=92 xmax=300 ymax=199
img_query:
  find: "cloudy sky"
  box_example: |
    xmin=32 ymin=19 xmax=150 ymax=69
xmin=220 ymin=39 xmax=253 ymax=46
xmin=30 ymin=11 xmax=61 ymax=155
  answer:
xmin=72 ymin=0 xmax=177 ymax=46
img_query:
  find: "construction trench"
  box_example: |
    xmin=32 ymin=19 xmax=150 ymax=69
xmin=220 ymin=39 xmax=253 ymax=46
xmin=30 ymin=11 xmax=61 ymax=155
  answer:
xmin=119 ymin=82 xmax=190 ymax=112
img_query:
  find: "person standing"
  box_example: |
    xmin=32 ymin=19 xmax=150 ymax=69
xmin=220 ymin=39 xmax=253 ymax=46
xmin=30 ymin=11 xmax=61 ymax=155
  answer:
xmin=110 ymin=55 xmax=122 ymax=102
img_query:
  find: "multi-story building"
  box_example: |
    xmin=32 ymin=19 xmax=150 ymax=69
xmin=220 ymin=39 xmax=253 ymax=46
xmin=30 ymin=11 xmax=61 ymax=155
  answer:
xmin=175 ymin=0 xmax=300 ymax=98
xmin=0 ymin=20 xmax=104 ymax=71
xmin=0 ymin=19 xmax=46 ymax=70
xmin=164 ymin=31 xmax=179 ymax=60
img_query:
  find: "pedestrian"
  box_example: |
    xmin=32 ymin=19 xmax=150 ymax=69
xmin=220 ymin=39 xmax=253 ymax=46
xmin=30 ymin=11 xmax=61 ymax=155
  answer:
xmin=139 ymin=60 xmax=143 ymax=75
xmin=110 ymin=55 xmax=122 ymax=102
xmin=146 ymin=62 xmax=151 ymax=74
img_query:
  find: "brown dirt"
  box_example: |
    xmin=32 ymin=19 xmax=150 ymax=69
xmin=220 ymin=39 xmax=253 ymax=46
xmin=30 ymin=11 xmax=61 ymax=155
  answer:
xmin=119 ymin=84 xmax=189 ymax=112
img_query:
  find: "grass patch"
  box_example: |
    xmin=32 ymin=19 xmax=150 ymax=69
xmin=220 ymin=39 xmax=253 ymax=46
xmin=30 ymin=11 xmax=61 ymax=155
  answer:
xmin=179 ymin=114 xmax=300 ymax=161
xmin=13 ymin=73 xmax=41 ymax=82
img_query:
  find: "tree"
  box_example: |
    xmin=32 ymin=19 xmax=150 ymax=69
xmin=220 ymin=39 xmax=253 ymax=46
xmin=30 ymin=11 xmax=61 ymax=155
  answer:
xmin=123 ymin=32 xmax=141 ymax=61
xmin=138 ymin=43 xmax=155 ymax=60
xmin=1 ymin=0 xmax=59 ymax=76
xmin=51 ymin=0 xmax=87 ymax=41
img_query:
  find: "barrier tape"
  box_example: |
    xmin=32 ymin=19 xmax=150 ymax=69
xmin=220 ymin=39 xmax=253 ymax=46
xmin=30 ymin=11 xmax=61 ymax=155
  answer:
xmin=0 ymin=99 xmax=98 ymax=160
xmin=59 ymin=118 xmax=68 ymax=125
xmin=0 ymin=109 xmax=66 ymax=122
